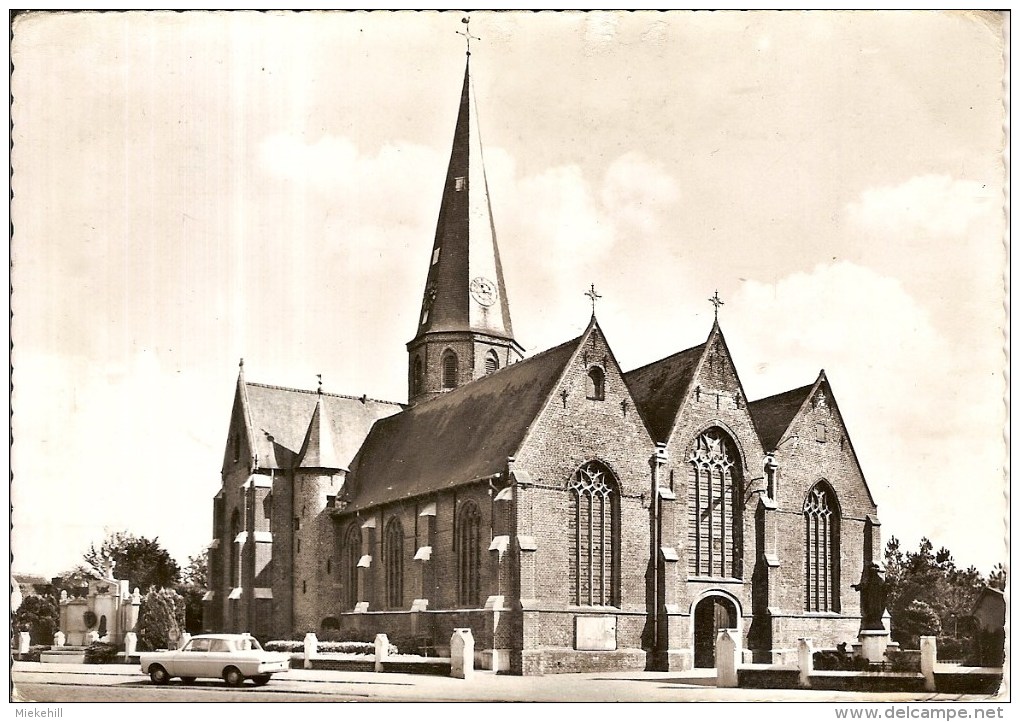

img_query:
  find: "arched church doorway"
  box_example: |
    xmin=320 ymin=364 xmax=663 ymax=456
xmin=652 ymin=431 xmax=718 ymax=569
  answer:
xmin=693 ymin=594 xmax=738 ymax=668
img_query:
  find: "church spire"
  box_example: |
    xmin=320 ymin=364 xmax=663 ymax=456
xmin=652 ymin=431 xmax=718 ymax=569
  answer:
xmin=406 ymin=46 xmax=523 ymax=405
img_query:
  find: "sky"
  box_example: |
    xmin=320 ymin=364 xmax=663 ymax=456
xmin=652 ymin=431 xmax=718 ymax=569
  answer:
xmin=9 ymin=10 xmax=1008 ymax=581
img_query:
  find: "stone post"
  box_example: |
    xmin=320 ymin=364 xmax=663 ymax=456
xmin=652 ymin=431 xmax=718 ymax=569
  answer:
xmin=450 ymin=628 xmax=475 ymax=679
xmin=53 ymin=631 xmax=66 ymax=647
xmin=920 ymin=636 xmax=937 ymax=692
xmin=797 ymin=638 xmax=814 ymax=689
xmin=715 ymin=629 xmax=741 ymax=688
xmin=17 ymin=632 xmax=30 ymax=654
xmin=374 ymin=634 xmax=389 ymax=673
xmin=124 ymin=632 xmax=138 ymax=657
xmin=304 ymin=632 xmax=318 ymax=670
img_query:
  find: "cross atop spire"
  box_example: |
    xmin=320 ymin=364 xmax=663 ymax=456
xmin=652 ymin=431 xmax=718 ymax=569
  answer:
xmin=585 ymin=284 xmax=603 ymax=316
xmin=316 ymin=373 xmax=323 ymax=395
xmin=709 ymin=290 xmax=724 ymax=321
xmin=456 ymin=16 xmax=480 ymax=56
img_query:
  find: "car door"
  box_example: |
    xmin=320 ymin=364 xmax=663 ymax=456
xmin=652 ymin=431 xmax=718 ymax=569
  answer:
xmin=207 ymin=637 xmax=235 ymax=678
xmin=183 ymin=637 xmax=213 ymax=677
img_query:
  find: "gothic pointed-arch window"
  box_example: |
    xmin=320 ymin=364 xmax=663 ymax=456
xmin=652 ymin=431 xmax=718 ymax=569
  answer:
xmin=569 ymin=461 xmax=619 ymax=606
xmin=688 ymin=431 xmax=743 ymax=579
xmin=384 ymin=518 xmax=404 ymax=609
xmin=586 ymin=366 xmax=606 ymax=401
xmin=341 ymin=523 xmax=361 ymax=610
xmin=804 ymin=482 xmax=840 ymax=612
xmin=484 ymin=350 xmax=499 ymax=375
xmin=457 ymin=501 xmax=482 ymax=606
xmin=412 ymin=355 xmax=424 ymax=396
xmin=442 ymin=351 xmax=459 ymax=389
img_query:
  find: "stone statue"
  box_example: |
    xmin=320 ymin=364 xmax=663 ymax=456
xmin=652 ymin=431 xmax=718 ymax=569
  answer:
xmin=852 ymin=562 xmax=888 ymax=631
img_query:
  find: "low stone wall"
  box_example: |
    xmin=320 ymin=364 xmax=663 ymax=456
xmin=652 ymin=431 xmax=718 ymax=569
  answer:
xmin=518 ymin=647 xmax=647 ymax=676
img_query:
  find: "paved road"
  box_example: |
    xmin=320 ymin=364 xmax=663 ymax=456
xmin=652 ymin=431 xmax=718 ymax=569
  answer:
xmin=11 ymin=662 xmax=1003 ymax=704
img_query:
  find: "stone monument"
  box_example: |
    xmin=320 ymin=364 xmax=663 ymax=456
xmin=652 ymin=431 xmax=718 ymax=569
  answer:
xmin=852 ymin=562 xmax=891 ymax=662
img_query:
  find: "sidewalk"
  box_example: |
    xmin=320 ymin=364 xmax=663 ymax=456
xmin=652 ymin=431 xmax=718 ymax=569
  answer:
xmin=13 ymin=660 xmax=987 ymax=703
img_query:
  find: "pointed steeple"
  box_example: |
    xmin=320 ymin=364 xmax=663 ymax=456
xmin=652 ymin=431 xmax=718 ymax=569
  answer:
xmin=415 ymin=55 xmax=514 ymax=339
xmin=298 ymin=391 xmax=344 ymax=471
xmin=406 ymin=51 xmax=523 ymax=405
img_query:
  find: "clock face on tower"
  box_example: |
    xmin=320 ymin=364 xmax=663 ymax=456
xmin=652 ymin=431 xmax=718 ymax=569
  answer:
xmin=470 ymin=276 xmax=497 ymax=307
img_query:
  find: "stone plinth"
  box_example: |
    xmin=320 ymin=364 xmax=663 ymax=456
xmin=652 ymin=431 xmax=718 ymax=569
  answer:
xmin=858 ymin=629 xmax=891 ymax=663
xmin=450 ymin=628 xmax=474 ymax=679
xmin=920 ymin=636 xmax=937 ymax=692
xmin=797 ymin=638 xmax=813 ymax=688
xmin=124 ymin=632 xmax=137 ymax=657
xmin=374 ymin=634 xmax=389 ymax=673
xmin=304 ymin=633 xmax=318 ymax=669
xmin=17 ymin=632 xmax=30 ymax=653
xmin=715 ymin=629 xmax=741 ymax=688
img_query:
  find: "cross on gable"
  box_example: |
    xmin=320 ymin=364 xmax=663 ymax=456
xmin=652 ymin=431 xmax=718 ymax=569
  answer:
xmin=709 ymin=290 xmax=724 ymax=321
xmin=585 ymin=283 xmax=602 ymax=315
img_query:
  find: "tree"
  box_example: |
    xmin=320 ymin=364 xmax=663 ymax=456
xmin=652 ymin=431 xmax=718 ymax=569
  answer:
xmin=896 ymin=600 xmax=942 ymax=649
xmin=988 ymin=563 xmax=1006 ymax=591
xmin=137 ymin=588 xmax=186 ymax=651
xmin=884 ymin=536 xmax=1001 ymax=649
xmin=83 ymin=532 xmax=181 ymax=593
xmin=14 ymin=595 xmax=59 ymax=644
xmin=176 ymin=549 xmax=209 ymax=634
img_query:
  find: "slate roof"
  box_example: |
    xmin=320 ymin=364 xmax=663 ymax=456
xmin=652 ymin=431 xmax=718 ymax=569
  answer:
xmin=298 ymin=396 xmax=343 ymax=470
xmin=342 ymin=334 xmax=583 ymax=513
xmin=242 ymin=383 xmax=403 ymax=471
xmin=623 ymin=343 xmax=706 ymax=443
xmin=747 ymin=382 xmax=814 ymax=451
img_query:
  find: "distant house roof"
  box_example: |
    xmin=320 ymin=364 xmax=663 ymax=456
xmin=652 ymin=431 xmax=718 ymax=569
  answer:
xmin=971 ymin=586 xmax=1006 ymax=631
xmin=243 ymin=383 xmax=403 ymax=471
xmin=342 ymin=334 xmax=583 ymax=513
xmin=748 ymin=382 xmax=815 ymax=451
xmin=624 ymin=343 xmax=706 ymax=442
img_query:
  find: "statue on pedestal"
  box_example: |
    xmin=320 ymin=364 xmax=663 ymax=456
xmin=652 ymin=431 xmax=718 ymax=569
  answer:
xmin=852 ymin=562 xmax=888 ymax=632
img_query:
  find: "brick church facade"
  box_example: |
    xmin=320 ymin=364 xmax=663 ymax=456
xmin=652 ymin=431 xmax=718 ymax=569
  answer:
xmin=204 ymin=54 xmax=882 ymax=675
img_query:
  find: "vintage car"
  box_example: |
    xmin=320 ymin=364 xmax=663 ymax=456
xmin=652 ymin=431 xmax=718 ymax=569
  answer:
xmin=139 ymin=633 xmax=290 ymax=687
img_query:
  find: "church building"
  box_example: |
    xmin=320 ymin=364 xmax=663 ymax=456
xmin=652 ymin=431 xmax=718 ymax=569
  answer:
xmin=205 ymin=50 xmax=882 ymax=675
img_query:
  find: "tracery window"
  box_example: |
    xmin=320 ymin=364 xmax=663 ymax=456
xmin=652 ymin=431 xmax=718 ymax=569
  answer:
xmin=384 ymin=518 xmax=404 ymax=609
xmin=457 ymin=502 xmax=482 ymax=606
xmin=586 ymin=367 xmax=606 ymax=400
xmin=569 ymin=461 xmax=618 ymax=606
xmin=804 ymin=482 xmax=840 ymax=612
xmin=442 ymin=351 xmax=459 ymax=389
xmin=688 ymin=431 xmax=743 ymax=578
xmin=341 ymin=523 xmax=361 ymax=610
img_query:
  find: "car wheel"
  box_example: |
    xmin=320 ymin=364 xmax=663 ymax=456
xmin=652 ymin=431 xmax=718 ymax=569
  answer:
xmin=180 ymin=677 xmax=196 ymax=685
xmin=223 ymin=666 xmax=245 ymax=688
xmin=252 ymin=674 xmax=271 ymax=686
xmin=149 ymin=665 xmax=170 ymax=685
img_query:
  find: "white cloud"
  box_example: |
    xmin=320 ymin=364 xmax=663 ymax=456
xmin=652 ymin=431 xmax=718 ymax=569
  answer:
xmin=845 ymin=174 xmax=997 ymax=238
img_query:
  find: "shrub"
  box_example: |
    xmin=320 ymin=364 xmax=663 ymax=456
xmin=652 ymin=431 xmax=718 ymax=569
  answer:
xmin=14 ymin=595 xmax=59 ymax=645
xmin=266 ymin=639 xmax=397 ymax=655
xmin=936 ymin=636 xmax=973 ymax=661
xmin=137 ymin=588 xmax=186 ymax=651
xmin=84 ymin=641 xmax=119 ymax=664
xmin=894 ymin=600 xmax=942 ymax=650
